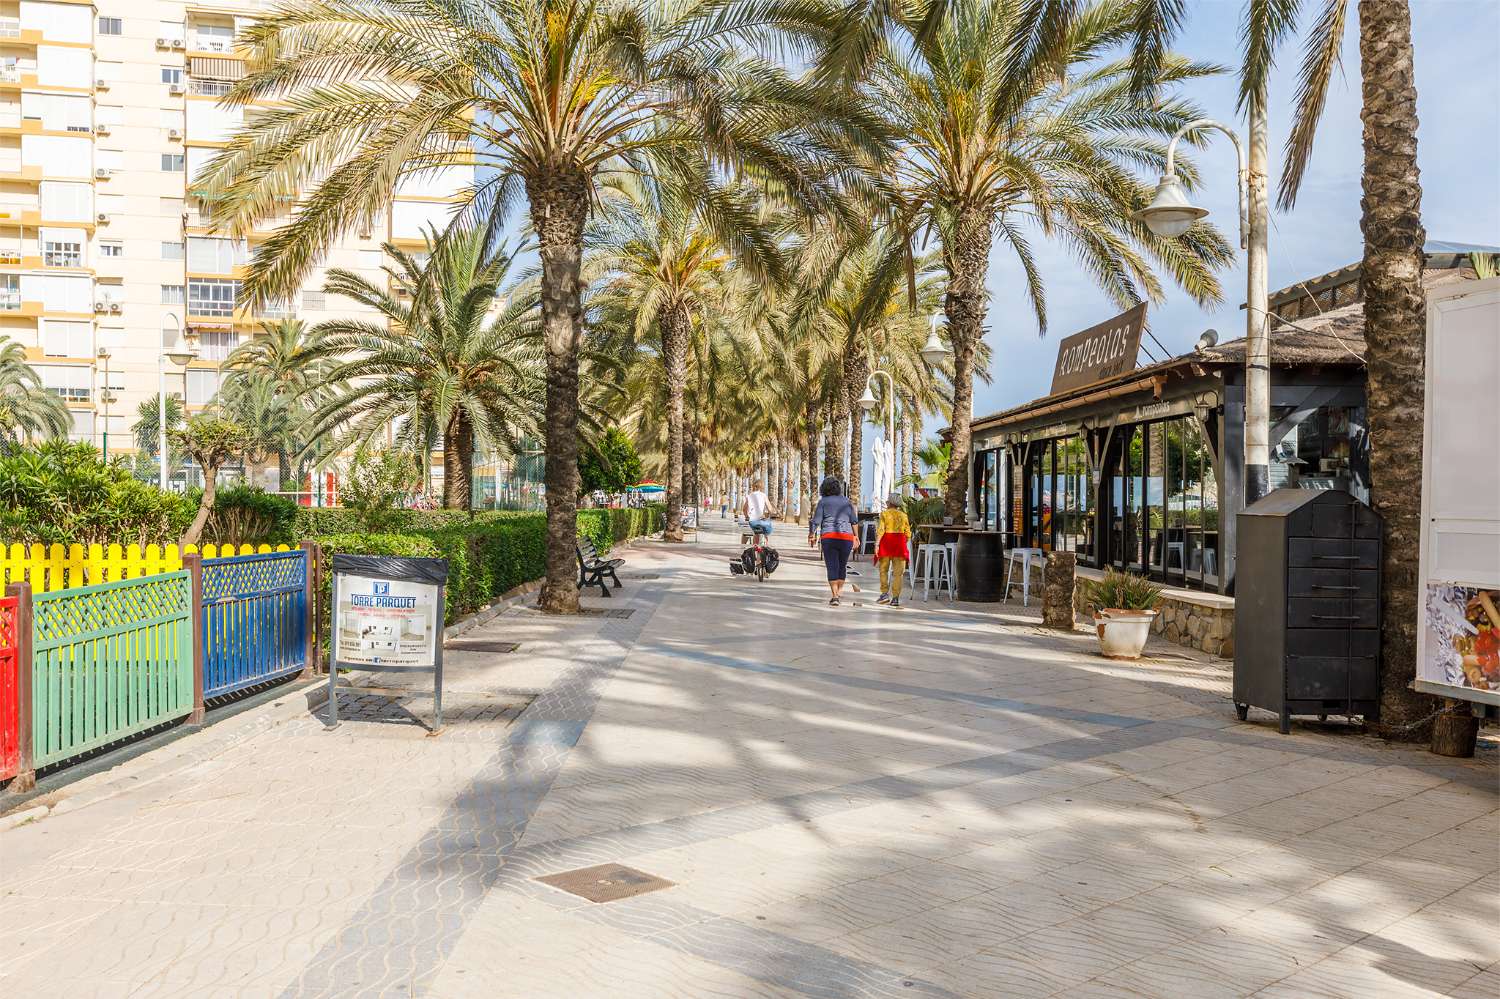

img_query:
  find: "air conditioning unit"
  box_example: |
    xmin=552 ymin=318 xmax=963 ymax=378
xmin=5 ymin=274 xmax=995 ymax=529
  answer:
xmin=155 ymin=37 xmax=170 ymax=49
xmin=171 ymin=39 xmax=185 ymax=50
xmin=168 ymin=83 xmax=185 ymax=96
xmin=95 ymin=123 xmax=110 ymax=136
xmin=95 ymin=78 xmax=109 ymax=90
xmin=108 ymin=302 xmax=121 ymax=313
xmin=168 ymin=128 xmax=182 ymax=140
xmin=96 ymin=212 xmax=110 ymax=224
xmin=94 ymin=300 xmax=108 ymax=312
xmin=94 ymin=167 xmax=111 ymax=179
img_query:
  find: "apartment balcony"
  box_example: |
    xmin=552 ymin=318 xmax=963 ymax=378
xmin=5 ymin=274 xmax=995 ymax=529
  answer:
xmin=0 ymin=162 xmax=41 ymax=185
xmin=0 ymin=18 xmax=42 ymax=46
xmin=188 ymin=79 xmax=234 ymax=98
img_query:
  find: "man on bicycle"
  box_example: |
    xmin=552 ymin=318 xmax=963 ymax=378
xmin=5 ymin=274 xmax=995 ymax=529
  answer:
xmin=742 ymin=479 xmax=776 ymax=537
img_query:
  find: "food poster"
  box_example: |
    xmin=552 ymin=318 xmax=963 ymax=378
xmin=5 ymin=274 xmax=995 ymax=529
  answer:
xmin=1422 ymin=584 xmax=1500 ymax=697
xmin=334 ymin=575 xmax=440 ymax=668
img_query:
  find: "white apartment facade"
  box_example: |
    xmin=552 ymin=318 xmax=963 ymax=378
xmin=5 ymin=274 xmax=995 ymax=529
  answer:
xmin=6 ymin=0 xmax=470 ymax=488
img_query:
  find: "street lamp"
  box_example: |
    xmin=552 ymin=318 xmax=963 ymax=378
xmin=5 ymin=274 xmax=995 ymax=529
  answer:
xmin=159 ymin=312 xmax=197 ymax=490
xmin=96 ymin=347 xmax=115 ymax=460
xmin=860 ymin=369 xmax=898 ymax=504
xmin=1135 ymin=116 xmax=1270 ymax=504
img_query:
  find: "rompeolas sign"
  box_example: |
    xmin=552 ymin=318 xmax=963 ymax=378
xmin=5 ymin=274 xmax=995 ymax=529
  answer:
xmin=1049 ymin=303 xmax=1147 ymax=395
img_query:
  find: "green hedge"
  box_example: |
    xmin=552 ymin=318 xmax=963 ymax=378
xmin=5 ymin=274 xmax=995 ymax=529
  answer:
xmin=309 ymin=504 xmax=661 ymax=625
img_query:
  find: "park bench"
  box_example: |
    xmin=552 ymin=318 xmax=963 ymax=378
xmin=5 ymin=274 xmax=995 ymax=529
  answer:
xmin=576 ymin=539 xmax=624 ymax=597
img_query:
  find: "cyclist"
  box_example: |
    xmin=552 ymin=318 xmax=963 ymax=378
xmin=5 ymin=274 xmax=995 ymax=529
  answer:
xmin=742 ymin=479 xmax=776 ymax=538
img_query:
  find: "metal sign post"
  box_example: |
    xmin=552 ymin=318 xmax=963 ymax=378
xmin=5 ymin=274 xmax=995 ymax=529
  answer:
xmin=327 ymin=554 xmax=449 ymax=732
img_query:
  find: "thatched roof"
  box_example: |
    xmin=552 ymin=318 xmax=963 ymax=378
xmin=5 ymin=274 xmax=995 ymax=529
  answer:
xmin=1197 ymin=268 xmax=1473 ymax=367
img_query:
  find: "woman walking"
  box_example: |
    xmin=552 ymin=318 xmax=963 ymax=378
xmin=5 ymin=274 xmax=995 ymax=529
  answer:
xmin=807 ymin=476 xmax=858 ymax=605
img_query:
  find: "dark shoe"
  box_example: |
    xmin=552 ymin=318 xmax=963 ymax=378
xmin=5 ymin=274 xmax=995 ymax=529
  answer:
xmin=829 ymin=597 xmax=840 ymax=606
xmin=876 ymin=592 xmax=891 ymax=605
xmin=890 ymin=596 xmax=902 ymax=607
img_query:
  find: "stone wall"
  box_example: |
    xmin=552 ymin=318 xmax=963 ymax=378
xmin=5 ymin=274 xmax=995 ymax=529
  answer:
xmin=1016 ymin=558 xmax=1235 ymax=658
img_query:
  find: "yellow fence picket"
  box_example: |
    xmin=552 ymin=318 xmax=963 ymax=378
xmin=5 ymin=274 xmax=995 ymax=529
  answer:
xmin=0 ymin=539 xmax=279 ymax=588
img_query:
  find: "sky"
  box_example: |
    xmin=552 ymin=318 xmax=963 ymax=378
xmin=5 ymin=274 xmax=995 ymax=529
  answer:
xmin=966 ymin=0 xmax=1500 ymax=422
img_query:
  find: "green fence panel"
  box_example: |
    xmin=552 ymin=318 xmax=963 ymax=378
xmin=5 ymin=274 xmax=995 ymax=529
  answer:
xmin=31 ymin=571 xmax=193 ymax=769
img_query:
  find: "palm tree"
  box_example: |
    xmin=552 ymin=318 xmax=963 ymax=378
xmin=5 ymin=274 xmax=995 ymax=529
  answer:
xmin=1122 ymin=0 xmax=1433 ymax=735
xmin=198 ymin=0 xmax=889 ymax=611
xmin=588 ymin=171 xmax=782 ymax=541
xmin=222 ymin=319 xmax=333 ymax=488
xmin=0 ymin=339 xmax=70 ymax=445
xmin=867 ymin=0 xmax=1231 ymax=520
xmin=307 ymin=228 xmax=543 ymax=510
xmin=132 ymin=393 xmax=185 ymax=482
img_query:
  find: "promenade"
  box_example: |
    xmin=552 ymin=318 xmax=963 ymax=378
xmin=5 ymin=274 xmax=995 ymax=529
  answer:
xmin=1 ymin=519 xmax=1495 ymax=998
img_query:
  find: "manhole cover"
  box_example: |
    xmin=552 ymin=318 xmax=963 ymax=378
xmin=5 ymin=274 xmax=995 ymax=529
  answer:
xmin=633 ymin=573 xmax=662 ymax=580
xmin=601 ymin=608 xmax=635 ymax=619
xmin=535 ymin=863 xmax=673 ymax=903
xmin=445 ymin=639 xmax=519 ymax=654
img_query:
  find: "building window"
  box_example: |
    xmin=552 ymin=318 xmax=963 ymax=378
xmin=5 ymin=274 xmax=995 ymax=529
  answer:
xmin=161 ymin=153 xmax=185 ymax=172
xmin=196 ymin=329 xmax=241 ymax=361
xmin=42 ymin=320 xmax=92 ymax=358
xmin=99 ymin=240 xmax=123 ymax=258
xmin=98 ymin=17 xmax=124 ymax=36
xmin=0 ymin=274 xmax=19 ymax=310
xmin=160 ymin=66 xmax=183 ymax=85
xmin=161 ymin=284 xmax=185 ymax=305
xmin=185 ymin=368 xmax=221 ymax=405
xmin=187 ymin=237 xmax=248 ymax=273
xmin=161 ymin=240 xmax=184 ymax=260
xmin=302 ymin=291 xmax=326 ymax=311
xmin=188 ymin=278 xmax=239 ymax=317
xmin=43 ymin=236 xmax=83 ymax=268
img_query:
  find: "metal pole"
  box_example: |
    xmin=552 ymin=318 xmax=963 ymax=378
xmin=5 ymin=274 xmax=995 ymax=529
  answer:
xmin=1244 ymin=94 xmax=1272 ymax=504
xmin=158 ymin=353 xmax=168 ymax=488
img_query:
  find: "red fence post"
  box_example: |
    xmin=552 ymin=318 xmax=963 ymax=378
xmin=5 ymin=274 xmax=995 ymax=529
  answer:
xmin=184 ymin=554 xmax=205 ymax=725
xmin=300 ymin=541 xmax=320 ymax=679
xmin=7 ymin=582 xmax=34 ymax=792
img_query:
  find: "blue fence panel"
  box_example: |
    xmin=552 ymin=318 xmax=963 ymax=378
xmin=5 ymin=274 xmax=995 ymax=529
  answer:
xmin=202 ymin=549 xmax=308 ymax=699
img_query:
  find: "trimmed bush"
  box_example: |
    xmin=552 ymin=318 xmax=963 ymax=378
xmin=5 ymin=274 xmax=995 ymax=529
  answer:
xmin=207 ymin=485 xmax=299 ymax=545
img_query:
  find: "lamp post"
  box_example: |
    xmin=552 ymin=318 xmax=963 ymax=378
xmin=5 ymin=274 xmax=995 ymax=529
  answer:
xmin=1134 ymin=116 xmax=1270 ymax=505
xmin=158 ymin=312 xmax=195 ymax=490
xmin=96 ymin=347 xmax=114 ymax=460
xmin=858 ymin=368 xmax=898 ymax=506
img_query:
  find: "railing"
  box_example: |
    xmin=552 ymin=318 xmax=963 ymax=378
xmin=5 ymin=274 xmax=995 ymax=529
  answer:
xmin=30 ymin=571 xmax=194 ymax=768
xmin=189 ymin=79 xmax=232 ymax=97
xmin=2 ymin=541 xmax=293 ymax=591
xmin=0 ymin=18 xmax=19 ymax=39
xmin=202 ymin=549 xmax=308 ymax=699
xmin=0 ymin=594 xmax=18 ymax=781
xmin=0 ymin=66 xmax=20 ymax=83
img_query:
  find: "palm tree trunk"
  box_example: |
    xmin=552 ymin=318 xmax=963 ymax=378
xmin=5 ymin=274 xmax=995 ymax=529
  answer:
xmin=660 ymin=306 xmax=689 ymax=542
xmin=803 ymin=395 xmax=819 ymax=518
xmin=942 ymin=210 xmax=989 ymax=522
xmin=1358 ymin=0 xmax=1433 ymax=738
xmin=910 ymin=411 xmax=922 ymax=489
xmin=528 ymin=171 xmax=590 ymax=614
xmin=441 ymin=410 xmax=474 ymax=511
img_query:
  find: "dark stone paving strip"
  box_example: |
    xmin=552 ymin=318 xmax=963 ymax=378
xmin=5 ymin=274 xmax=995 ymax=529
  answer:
xmin=639 ymin=640 xmax=1150 ymax=729
xmin=280 ymin=587 xmax=670 ymax=998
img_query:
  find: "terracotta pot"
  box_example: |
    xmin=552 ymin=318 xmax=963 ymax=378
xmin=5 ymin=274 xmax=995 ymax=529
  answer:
xmin=1093 ymin=608 xmax=1158 ymax=660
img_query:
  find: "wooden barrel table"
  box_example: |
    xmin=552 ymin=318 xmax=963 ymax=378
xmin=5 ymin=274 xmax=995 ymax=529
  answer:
xmin=955 ymin=530 xmax=1004 ymax=602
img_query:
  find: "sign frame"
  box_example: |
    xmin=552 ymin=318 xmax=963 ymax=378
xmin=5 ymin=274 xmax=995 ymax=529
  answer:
xmin=1414 ymin=278 xmax=1500 ymax=707
xmin=1049 ymin=303 xmax=1148 ymax=395
xmin=327 ymin=553 xmax=450 ymax=730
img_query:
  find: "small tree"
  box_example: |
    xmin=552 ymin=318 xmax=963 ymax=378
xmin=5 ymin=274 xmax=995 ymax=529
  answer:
xmin=342 ymin=448 xmax=422 ymax=533
xmin=173 ymin=416 xmax=250 ymax=546
xmin=578 ymin=428 xmax=643 ymax=497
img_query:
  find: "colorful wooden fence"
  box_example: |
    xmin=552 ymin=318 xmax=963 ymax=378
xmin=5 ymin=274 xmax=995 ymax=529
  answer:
xmin=0 ymin=542 xmax=294 ymax=592
xmin=202 ymin=549 xmax=310 ymax=699
xmin=29 ymin=571 xmax=195 ymax=769
xmin=0 ymin=594 xmax=18 ymax=781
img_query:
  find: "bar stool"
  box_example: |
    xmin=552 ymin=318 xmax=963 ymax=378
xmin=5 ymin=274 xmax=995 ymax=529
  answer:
xmin=918 ymin=543 xmax=953 ymax=601
xmin=1003 ymin=547 xmax=1045 ymax=606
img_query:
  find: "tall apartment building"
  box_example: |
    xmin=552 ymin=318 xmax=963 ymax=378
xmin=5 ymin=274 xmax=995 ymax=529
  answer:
xmin=6 ymin=0 xmax=470 ymax=487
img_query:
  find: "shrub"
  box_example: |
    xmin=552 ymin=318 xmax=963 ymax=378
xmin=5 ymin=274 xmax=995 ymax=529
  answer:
xmin=1082 ymin=568 xmax=1163 ymax=612
xmin=579 ymin=427 xmax=643 ymax=495
xmin=0 ymin=441 xmax=194 ymax=546
xmin=206 ymin=485 xmax=299 ymax=545
xmin=340 ymin=448 xmax=422 ymax=533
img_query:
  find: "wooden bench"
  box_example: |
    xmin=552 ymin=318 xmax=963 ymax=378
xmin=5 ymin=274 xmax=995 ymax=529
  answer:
xmin=576 ymin=540 xmax=624 ymax=597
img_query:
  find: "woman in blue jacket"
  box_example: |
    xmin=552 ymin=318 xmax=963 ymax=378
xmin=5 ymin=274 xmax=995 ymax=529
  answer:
xmin=807 ymin=476 xmax=858 ymax=605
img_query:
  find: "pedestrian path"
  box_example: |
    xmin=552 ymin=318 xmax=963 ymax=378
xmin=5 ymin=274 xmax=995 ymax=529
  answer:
xmin=1 ymin=519 xmax=1495 ymax=998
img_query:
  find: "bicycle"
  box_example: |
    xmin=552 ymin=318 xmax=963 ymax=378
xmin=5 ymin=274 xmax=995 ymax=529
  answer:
xmin=730 ymin=519 xmax=779 ymax=581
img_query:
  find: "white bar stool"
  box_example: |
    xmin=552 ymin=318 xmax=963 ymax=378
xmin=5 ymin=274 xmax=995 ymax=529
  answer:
xmin=918 ymin=543 xmax=953 ymax=601
xmin=1003 ymin=547 xmax=1045 ymax=606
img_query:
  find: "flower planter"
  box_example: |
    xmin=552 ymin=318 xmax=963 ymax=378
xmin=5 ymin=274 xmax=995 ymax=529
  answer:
xmin=1093 ymin=608 xmax=1158 ymax=659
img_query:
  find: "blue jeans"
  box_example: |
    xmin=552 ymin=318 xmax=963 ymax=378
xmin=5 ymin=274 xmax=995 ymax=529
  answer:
xmin=749 ymin=518 xmax=774 ymax=536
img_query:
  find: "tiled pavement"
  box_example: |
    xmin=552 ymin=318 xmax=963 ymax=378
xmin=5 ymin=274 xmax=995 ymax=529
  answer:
xmin=1 ymin=520 xmax=1495 ymax=998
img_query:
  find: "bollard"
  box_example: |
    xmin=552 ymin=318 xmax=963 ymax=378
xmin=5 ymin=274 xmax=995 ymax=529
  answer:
xmin=300 ymin=541 xmax=321 ymax=679
xmin=1042 ymin=551 xmax=1077 ymax=630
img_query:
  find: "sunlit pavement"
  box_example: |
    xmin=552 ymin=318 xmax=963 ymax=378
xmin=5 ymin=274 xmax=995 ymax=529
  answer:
xmin=1 ymin=518 xmax=1496 ymax=998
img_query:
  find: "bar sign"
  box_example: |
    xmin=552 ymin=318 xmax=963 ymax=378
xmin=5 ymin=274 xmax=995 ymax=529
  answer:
xmin=1049 ymin=303 xmax=1148 ymax=394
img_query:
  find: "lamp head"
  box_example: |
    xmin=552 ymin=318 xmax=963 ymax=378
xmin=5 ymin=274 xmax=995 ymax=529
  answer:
xmin=165 ymin=349 xmax=196 ymax=366
xmin=1193 ymin=328 xmax=1220 ymax=351
xmin=857 ymin=384 xmax=878 ymax=412
xmin=1134 ymin=174 xmax=1208 ymax=238
xmin=921 ymin=326 xmax=950 ymax=366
